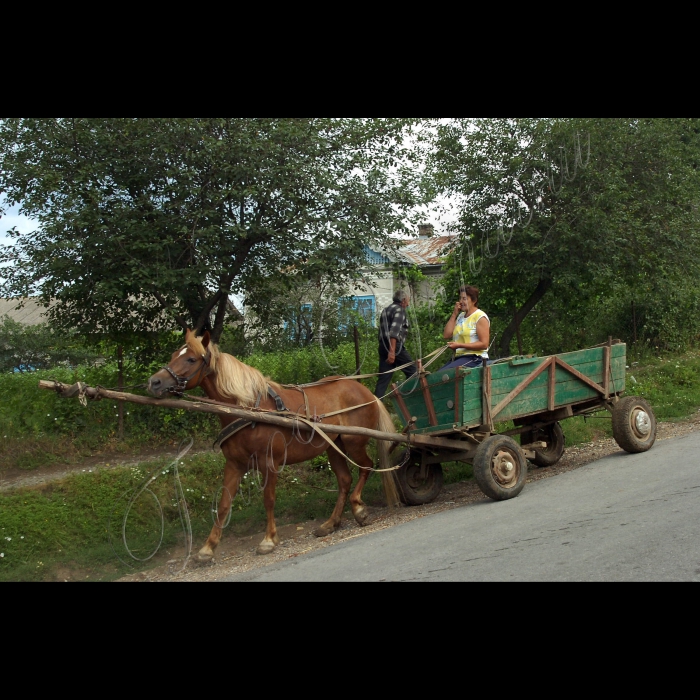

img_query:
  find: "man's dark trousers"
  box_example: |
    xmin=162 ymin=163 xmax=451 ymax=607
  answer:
xmin=375 ymin=345 xmax=416 ymax=399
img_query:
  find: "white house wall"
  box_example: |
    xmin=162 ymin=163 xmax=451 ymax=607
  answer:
xmin=346 ymin=270 xmax=395 ymax=315
xmin=347 ymin=268 xmax=445 ymax=317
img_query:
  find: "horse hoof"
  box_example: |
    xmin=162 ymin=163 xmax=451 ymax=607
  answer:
xmin=353 ymin=506 xmax=369 ymax=526
xmin=196 ymin=548 xmax=214 ymax=563
xmin=257 ymin=541 xmax=276 ymax=555
xmin=313 ymin=523 xmax=337 ymax=538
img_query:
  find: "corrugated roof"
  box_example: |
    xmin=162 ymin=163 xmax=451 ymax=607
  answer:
xmin=0 ymin=298 xmax=53 ymax=326
xmin=396 ymin=235 xmax=457 ymax=266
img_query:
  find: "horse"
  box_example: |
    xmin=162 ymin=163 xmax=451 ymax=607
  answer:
xmin=147 ymin=329 xmax=400 ymax=561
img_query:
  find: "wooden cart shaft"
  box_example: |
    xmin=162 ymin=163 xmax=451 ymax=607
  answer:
xmin=37 ymin=380 xmax=470 ymax=453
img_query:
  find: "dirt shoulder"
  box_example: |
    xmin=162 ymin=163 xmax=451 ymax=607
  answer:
xmin=0 ymin=446 xmax=211 ymax=493
xmin=117 ymin=412 xmax=700 ymax=582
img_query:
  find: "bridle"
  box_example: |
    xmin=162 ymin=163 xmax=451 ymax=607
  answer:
xmin=162 ymin=348 xmax=212 ymax=397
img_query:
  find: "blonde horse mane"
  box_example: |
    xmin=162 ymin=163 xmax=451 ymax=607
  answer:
xmin=185 ymin=333 xmax=274 ymax=407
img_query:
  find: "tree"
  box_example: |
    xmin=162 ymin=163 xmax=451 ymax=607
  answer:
xmin=0 ymin=316 xmax=99 ymax=372
xmin=0 ymin=118 xmax=424 ymax=344
xmin=429 ymin=118 xmax=700 ymax=356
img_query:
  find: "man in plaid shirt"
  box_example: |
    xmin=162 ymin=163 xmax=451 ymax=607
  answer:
xmin=375 ymin=289 xmax=417 ymax=399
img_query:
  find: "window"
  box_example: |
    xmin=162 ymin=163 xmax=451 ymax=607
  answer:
xmin=338 ymin=295 xmax=376 ymax=330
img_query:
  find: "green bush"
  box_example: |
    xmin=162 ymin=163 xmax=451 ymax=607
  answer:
xmin=0 ymin=316 xmax=100 ymax=373
xmin=0 ymin=360 xmax=219 ymax=471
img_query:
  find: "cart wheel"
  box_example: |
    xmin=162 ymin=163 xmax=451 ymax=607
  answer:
xmin=394 ymin=449 xmax=444 ymax=506
xmin=612 ymin=396 xmax=657 ymax=453
xmin=521 ymin=422 xmax=565 ymax=468
xmin=473 ymin=435 xmax=528 ymax=501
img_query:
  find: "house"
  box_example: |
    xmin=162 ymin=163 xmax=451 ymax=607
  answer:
xmin=344 ymin=224 xmax=458 ymax=323
xmin=0 ymin=297 xmax=53 ymax=326
xmin=243 ymin=224 xmax=457 ymax=346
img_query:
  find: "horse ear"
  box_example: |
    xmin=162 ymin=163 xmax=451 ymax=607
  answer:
xmin=184 ymin=328 xmax=193 ymax=341
xmin=201 ymin=330 xmax=211 ymax=349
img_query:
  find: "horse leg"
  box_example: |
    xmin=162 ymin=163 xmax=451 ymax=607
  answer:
xmin=257 ymin=462 xmax=280 ymax=555
xmin=345 ymin=437 xmax=376 ymax=527
xmin=314 ymin=444 xmax=352 ymax=538
xmin=197 ymin=461 xmax=243 ymax=563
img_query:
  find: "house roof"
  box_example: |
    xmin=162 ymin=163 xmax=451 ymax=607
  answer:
xmin=395 ymin=234 xmax=457 ymax=266
xmin=0 ymin=298 xmax=53 ymax=326
xmin=1 ymin=296 xmax=243 ymax=330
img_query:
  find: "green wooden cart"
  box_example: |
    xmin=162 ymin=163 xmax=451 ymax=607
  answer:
xmin=389 ymin=340 xmax=657 ymax=505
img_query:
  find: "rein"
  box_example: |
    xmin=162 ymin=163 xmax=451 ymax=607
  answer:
xmin=280 ymin=345 xmax=452 ymax=391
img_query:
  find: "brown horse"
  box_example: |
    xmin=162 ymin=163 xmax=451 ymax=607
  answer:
xmin=147 ymin=329 xmax=399 ymax=561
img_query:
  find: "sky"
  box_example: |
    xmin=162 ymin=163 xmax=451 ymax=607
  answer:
xmin=0 ymin=202 xmax=34 ymax=284
xmin=1 ymin=201 xmax=35 ymax=246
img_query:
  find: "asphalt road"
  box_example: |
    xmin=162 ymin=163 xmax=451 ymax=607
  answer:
xmin=220 ymin=431 xmax=700 ymax=582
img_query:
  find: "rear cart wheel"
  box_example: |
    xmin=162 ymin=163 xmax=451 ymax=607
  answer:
xmin=521 ymin=422 xmax=565 ymax=468
xmin=394 ymin=449 xmax=444 ymax=506
xmin=612 ymin=396 xmax=657 ymax=453
xmin=473 ymin=435 xmax=528 ymax=501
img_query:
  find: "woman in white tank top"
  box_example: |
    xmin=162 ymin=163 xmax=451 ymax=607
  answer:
xmin=439 ymin=284 xmax=490 ymax=370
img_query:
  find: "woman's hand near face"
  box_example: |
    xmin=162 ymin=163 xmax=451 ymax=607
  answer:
xmin=445 ymin=297 xmax=467 ymax=340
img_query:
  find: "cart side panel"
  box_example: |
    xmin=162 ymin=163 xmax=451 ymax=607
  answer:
xmin=392 ymin=344 xmax=626 ymax=434
xmin=460 ymin=344 xmax=626 ymax=427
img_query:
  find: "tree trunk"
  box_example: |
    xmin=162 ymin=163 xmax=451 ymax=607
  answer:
xmin=513 ymin=306 xmax=523 ymax=355
xmin=498 ymin=278 xmax=553 ymax=358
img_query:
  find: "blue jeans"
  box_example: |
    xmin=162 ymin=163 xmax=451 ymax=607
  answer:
xmin=438 ymin=355 xmax=486 ymax=371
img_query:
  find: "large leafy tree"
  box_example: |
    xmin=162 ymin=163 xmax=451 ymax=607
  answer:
xmin=429 ymin=118 xmax=700 ymax=356
xmin=0 ymin=118 xmax=422 ymax=343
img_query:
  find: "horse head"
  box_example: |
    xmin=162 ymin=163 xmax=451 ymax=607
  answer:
xmin=148 ymin=329 xmax=212 ymax=398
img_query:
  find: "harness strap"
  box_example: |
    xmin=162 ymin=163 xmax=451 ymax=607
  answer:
xmin=213 ymin=419 xmax=253 ymax=450
xmin=318 ymin=398 xmax=377 ymax=420
xmin=267 ymin=385 xmax=288 ymax=412
xmin=215 ymin=390 xmax=270 ymax=449
xmin=250 ymin=391 xmax=263 ymax=429
xmin=302 ymin=388 xmax=311 ymax=421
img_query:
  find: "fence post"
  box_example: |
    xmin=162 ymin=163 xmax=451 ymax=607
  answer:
xmin=117 ymin=345 xmax=124 ymax=440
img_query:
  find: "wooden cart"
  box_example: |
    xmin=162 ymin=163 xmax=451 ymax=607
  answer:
xmin=389 ymin=340 xmax=657 ymax=505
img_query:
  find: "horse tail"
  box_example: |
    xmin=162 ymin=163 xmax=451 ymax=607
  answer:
xmin=375 ymin=398 xmax=401 ymax=509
